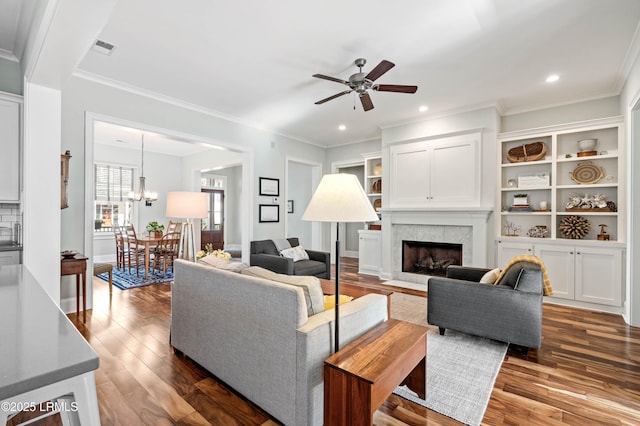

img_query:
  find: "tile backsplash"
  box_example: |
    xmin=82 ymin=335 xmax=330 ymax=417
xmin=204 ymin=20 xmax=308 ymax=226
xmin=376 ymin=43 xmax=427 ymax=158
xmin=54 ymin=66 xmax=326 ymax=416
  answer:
xmin=0 ymin=203 xmax=21 ymax=243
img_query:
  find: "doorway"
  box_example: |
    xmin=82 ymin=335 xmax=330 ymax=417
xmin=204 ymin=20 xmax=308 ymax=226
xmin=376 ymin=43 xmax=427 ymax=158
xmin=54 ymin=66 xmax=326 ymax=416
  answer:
xmin=201 ymin=189 xmax=224 ymax=250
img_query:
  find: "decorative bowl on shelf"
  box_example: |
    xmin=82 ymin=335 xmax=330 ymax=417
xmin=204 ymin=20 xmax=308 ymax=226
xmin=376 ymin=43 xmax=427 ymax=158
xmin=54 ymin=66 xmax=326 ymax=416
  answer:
xmin=577 ymin=138 xmax=597 ymax=152
xmin=61 ymin=250 xmax=78 ymax=259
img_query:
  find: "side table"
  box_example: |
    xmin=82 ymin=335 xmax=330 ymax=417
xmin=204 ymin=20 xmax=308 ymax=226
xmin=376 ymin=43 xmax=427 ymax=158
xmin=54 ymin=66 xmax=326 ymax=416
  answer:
xmin=61 ymin=254 xmax=89 ymax=322
xmin=324 ymin=318 xmax=428 ymax=426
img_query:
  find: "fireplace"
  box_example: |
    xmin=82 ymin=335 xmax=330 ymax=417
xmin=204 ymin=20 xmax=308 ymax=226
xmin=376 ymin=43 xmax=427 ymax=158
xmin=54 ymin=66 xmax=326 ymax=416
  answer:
xmin=402 ymin=240 xmax=462 ymax=277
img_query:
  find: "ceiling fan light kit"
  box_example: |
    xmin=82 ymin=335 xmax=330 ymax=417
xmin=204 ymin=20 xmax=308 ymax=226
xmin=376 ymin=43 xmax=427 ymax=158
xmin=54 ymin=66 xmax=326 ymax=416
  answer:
xmin=313 ymin=58 xmax=418 ymax=111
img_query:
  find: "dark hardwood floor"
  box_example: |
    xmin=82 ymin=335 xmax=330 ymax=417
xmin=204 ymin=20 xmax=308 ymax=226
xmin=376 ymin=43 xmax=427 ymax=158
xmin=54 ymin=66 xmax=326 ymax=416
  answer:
xmin=11 ymin=258 xmax=640 ymax=425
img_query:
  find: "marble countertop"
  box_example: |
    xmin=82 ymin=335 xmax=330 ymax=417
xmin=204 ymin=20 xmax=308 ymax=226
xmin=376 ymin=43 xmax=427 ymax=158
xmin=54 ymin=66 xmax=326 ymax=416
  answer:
xmin=0 ymin=265 xmax=99 ymax=400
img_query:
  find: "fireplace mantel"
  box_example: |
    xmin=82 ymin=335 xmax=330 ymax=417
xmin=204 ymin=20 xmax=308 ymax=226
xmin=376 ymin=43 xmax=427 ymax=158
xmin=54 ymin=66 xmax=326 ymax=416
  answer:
xmin=379 ymin=208 xmax=493 ymax=284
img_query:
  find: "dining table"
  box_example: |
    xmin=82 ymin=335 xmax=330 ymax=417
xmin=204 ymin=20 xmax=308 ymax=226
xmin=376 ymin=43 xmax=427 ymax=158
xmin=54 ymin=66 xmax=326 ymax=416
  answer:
xmin=135 ymin=234 xmax=162 ymax=279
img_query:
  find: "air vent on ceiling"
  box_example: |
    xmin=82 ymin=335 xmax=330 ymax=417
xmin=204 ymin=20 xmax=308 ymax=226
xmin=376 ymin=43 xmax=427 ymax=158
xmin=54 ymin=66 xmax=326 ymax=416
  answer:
xmin=92 ymin=39 xmax=116 ymax=55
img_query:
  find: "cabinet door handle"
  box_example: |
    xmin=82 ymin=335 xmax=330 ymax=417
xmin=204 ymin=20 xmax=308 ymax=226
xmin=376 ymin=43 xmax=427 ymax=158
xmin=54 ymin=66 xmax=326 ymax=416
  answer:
xmin=527 ymin=248 xmax=532 ymax=252
xmin=569 ymin=251 xmax=574 ymax=255
xmin=576 ymin=252 xmax=581 ymax=255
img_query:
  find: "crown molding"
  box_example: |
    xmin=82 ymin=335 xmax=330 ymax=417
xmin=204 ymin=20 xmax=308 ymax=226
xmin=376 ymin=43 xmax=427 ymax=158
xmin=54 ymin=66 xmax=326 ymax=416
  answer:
xmin=71 ymin=69 xmax=324 ymax=148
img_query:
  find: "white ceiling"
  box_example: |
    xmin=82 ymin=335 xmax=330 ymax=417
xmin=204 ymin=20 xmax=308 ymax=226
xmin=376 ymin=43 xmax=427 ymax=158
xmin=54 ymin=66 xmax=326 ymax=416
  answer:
xmin=3 ymin=0 xmax=640 ymax=148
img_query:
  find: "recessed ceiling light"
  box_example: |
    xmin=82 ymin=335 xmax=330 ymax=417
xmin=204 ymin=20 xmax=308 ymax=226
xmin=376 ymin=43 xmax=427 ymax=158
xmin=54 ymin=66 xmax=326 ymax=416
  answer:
xmin=546 ymin=74 xmax=559 ymax=83
xmin=338 ymin=124 xmax=346 ymax=131
xmin=419 ymin=105 xmax=429 ymax=112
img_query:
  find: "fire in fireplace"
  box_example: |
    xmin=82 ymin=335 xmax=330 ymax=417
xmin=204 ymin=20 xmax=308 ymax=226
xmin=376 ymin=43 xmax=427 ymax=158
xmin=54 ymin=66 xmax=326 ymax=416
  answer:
xmin=402 ymin=240 xmax=462 ymax=277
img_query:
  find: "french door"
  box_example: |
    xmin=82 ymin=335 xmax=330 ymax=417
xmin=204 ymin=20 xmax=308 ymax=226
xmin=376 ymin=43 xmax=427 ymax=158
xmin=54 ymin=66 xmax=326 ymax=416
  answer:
xmin=201 ymin=189 xmax=224 ymax=250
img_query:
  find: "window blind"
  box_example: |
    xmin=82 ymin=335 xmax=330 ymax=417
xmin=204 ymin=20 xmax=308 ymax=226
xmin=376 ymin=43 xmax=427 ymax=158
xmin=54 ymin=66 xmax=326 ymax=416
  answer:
xmin=94 ymin=164 xmax=134 ymax=201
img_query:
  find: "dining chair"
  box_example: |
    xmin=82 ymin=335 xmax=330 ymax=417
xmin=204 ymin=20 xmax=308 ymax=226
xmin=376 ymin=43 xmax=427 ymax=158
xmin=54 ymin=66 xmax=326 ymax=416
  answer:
xmin=112 ymin=225 xmax=128 ymax=270
xmin=124 ymin=224 xmax=145 ymax=276
xmin=151 ymin=231 xmax=181 ymax=277
xmin=167 ymin=220 xmax=183 ymax=234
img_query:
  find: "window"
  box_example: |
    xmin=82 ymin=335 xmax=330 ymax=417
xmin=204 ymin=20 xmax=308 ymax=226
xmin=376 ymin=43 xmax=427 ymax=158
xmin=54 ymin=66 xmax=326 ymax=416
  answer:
xmin=94 ymin=163 xmax=134 ymax=233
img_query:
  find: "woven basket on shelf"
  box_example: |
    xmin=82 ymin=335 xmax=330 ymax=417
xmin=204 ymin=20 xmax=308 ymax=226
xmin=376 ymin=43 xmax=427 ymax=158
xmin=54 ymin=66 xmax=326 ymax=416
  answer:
xmin=507 ymin=141 xmax=547 ymax=163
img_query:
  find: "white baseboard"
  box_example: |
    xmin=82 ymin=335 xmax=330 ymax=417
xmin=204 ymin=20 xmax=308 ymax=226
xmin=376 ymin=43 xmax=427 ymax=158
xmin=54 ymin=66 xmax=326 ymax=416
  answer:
xmin=60 ymin=295 xmax=92 ymax=314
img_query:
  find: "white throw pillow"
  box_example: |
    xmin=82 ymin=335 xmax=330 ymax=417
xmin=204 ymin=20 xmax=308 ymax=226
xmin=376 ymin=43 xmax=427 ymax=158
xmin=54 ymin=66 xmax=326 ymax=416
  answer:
xmin=280 ymin=245 xmax=309 ymax=262
xmin=479 ymin=267 xmax=501 ymax=284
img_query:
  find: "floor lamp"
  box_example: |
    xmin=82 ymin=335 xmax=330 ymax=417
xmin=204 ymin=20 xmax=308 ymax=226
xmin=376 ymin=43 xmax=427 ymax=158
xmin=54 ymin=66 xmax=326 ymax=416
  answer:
xmin=302 ymin=174 xmax=379 ymax=352
xmin=166 ymin=191 xmax=208 ymax=262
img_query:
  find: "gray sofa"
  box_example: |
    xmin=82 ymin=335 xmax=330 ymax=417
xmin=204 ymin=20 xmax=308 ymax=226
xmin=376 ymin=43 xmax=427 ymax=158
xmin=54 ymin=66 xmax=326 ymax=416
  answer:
xmin=427 ymin=262 xmax=544 ymax=348
xmin=170 ymin=259 xmax=388 ymax=426
xmin=250 ymin=237 xmax=330 ymax=279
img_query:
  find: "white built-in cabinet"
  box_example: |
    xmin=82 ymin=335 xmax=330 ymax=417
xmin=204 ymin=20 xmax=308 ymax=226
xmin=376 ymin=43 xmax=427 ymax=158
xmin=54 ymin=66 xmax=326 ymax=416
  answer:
xmin=389 ymin=131 xmax=481 ymax=208
xmin=358 ymin=230 xmax=381 ymax=276
xmin=0 ymin=98 xmax=20 ymax=201
xmin=496 ymin=116 xmax=625 ymax=313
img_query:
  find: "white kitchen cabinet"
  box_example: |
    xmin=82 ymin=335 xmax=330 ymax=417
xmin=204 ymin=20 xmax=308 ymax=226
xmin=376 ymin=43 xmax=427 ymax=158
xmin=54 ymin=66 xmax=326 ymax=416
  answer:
xmin=389 ymin=131 xmax=481 ymax=208
xmin=0 ymin=251 xmax=20 ymax=266
xmin=0 ymin=98 xmax=20 ymax=201
xmin=358 ymin=230 xmax=381 ymax=276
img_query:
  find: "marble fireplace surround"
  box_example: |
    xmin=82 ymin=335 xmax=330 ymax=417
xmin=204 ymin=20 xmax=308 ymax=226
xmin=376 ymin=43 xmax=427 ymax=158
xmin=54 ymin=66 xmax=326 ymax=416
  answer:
xmin=381 ymin=208 xmax=493 ymax=287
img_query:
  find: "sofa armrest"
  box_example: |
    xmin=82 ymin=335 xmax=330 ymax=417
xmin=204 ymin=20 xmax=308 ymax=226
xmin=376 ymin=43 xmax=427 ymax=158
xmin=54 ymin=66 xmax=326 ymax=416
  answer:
xmin=250 ymin=253 xmax=294 ymax=275
xmin=295 ymin=294 xmax=388 ymax=425
xmin=427 ymin=277 xmax=542 ymax=348
xmin=445 ymin=265 xmax=491 ymax=282
xmin=305 ymin=249 xmax=331 ymax=280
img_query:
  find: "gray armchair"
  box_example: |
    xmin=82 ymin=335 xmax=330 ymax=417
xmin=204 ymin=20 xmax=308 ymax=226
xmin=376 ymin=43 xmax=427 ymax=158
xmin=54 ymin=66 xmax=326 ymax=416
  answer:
xmin=427 ymin=262 xmax=543 ymax=349
xmin=250 ymin=238 xmax=330 ymax=279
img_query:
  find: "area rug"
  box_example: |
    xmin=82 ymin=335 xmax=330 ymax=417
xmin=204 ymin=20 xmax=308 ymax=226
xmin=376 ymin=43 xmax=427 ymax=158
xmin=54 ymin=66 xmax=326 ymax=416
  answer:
xmin=389 ymin=292 xmax=507 ymax=425
xmin=96 ymin=267 xmax=174 ymax=290
xmin=394 ymin=329 xmax=507 ymax=426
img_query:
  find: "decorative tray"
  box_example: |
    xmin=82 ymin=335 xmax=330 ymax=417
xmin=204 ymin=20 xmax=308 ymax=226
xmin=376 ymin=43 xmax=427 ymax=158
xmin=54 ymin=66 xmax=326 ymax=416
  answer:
xmin=569 ymin=162 xmax=605 ymax=184
xmin=61 ymin=250 xmax=78 ymax=259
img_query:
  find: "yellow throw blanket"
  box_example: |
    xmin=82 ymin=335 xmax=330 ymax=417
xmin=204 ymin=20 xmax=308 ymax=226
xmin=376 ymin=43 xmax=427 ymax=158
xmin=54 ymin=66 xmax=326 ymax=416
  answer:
xmin=496 ymin=254 xmax=553 ymax=296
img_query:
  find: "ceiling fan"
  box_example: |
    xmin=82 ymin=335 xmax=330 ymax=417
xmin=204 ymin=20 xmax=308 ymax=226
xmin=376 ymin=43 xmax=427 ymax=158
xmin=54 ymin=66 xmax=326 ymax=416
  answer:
xmin=313 ymin=58 xmax=418 ymax=111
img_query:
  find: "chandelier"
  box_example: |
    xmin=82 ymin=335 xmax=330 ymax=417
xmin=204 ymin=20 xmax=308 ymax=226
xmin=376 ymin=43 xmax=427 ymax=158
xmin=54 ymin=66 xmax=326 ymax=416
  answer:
xmin=128 ymin=133 xmax=158 ymax=206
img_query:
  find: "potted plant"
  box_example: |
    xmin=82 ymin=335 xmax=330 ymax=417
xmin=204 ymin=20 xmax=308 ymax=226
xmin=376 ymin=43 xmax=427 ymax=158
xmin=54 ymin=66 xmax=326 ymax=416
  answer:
xmin=94 ymin=219 xmax=104 ymax=230
xmin=146 ymin=221 xmax=165 ymax=238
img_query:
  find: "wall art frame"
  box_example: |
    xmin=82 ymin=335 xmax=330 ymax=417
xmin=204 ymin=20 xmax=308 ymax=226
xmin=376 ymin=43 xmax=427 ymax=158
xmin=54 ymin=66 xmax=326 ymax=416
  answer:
xmin=259 ymin=177 xmax=279 ymax=196
xmin=259 ymin=204 xmax=280 ymax=223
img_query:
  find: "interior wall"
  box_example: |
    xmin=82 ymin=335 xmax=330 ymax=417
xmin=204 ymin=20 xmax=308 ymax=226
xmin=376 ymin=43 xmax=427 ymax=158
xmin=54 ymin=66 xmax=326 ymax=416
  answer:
xmin=287 ymin=161 xmax=313 ymax=245
xmin=60 ymin=75 xmax=325 ymax=259
xmin=621 ymin=49 xmax=640 ymax=326
xmin=0 ymin=58 xmax=22 ymax=95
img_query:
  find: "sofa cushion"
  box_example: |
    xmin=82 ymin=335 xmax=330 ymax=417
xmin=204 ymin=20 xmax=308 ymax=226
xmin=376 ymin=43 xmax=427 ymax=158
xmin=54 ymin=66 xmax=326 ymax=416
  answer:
xmin=293 ymin=259 xmax=327 ymax=277
xmin=496 ymin=255 xmax=553 ymax=295
xmin=323 ymin=294 xmax=354 ymax=310
xmin=479 ymin=267 xmax=501 ymax=284
xmin=199 ymin=255 xmax=248 ymax=272
xmin=280 ymin=245 xmax=309 ymax=262
xmin=241 ymin=266 xmax=325 ymax=315
xmin=513 ymin=268 xmax=542 ymax=293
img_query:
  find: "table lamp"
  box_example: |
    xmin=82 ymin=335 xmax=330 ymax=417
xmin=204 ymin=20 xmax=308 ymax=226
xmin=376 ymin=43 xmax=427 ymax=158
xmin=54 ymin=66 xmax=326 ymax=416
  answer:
xmin=302 ymin=173 xmax=379 ymax=352
xmin=166 ymin=191 xmax=208 ymax=261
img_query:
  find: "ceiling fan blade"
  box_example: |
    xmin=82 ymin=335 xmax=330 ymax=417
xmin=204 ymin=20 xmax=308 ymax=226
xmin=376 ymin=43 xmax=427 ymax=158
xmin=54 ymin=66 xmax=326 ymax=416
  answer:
xmin=374 ymin=84 xmax=418 ymax=93
xmin=312 ymin=74 xmax=349 ymax=85
xmin=314 ymin=90 xmax=352 ymax=105
xmin=365 ymin=60 xmax=395 ymax=82
xmin=360 ymin=92 xmax=374 ymax=111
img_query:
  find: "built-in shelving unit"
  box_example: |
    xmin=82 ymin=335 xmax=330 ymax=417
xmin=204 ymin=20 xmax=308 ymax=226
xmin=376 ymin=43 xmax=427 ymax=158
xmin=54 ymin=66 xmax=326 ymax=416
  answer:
xmin=496 ymin=116 xmax=625 ymax=313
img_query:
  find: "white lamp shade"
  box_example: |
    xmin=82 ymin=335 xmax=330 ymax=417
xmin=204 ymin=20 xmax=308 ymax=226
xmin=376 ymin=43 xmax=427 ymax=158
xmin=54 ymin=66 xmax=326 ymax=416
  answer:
xmin=166 ymin=191 xmax=208 ymax=218
xmin=302 ymin=174 xmax=379 ymax=223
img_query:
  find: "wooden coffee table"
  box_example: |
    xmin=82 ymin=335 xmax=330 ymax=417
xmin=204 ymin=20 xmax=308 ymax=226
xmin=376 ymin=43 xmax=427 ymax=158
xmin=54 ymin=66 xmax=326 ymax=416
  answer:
xmin=319 ymin=279 xmax=393 ymax=318
xmin=323 ymin=318 xmax=428 ymax=426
